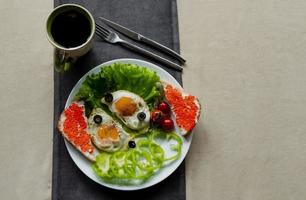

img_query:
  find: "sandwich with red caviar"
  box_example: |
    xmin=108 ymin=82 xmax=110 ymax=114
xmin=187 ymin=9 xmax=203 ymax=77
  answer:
xmin=163 ymin=82 xmax=201 ymax=135
xmin=58 ymin=102 xmax=97 ymax=161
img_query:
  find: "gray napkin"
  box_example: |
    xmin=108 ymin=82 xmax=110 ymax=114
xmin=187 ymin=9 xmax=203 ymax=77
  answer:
xmin=52 ymin=0 xmax=185 ymax=199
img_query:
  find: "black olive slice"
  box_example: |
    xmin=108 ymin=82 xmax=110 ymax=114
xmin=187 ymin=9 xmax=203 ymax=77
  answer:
xmin=137 ymin=112 xmax=146 ymax=121
xmin=128 ymin=140 xmax=136 ymax=148
xmin=93 ymin=115 xmax=102 ymax=124
xmin=104 ymin=93 xmax=113 ymax=103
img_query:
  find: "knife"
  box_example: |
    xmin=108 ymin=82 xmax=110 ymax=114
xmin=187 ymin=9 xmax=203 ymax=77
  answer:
xmin=99 ymin=17 xmax=186 ymax=64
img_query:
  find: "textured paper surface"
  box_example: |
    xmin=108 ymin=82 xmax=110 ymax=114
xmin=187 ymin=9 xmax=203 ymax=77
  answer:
xmin=0 ymin=0 xmax=53 ymax=199
xmin=177 ymin=0 xmax=306 ymax=200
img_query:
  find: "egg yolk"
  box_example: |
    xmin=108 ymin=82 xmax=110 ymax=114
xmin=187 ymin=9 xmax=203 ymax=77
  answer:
xmin=115 ymin=97 xmax=137 ymax=116
xmin=97 ymin=124 xmax=119 ymax=142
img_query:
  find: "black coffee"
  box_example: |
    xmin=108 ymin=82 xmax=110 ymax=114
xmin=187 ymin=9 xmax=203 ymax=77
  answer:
xmin=51 ymin=10 xmax=91 ymax=48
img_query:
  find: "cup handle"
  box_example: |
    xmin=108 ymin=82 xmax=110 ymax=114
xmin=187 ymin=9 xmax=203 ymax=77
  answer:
xmin=54 ymin=49 xmax=73 ymax=72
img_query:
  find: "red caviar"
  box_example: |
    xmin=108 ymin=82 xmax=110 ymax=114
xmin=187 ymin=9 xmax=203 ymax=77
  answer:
xmin=63 ymin=103 xmax=94 ymax=154
xmin=164 ymin=85 xmax=198 ymax=132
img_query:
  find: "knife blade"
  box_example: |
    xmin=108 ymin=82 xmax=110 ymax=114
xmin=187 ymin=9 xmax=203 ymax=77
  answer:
xmin=99 ymin=17 xmax=186 ymax=64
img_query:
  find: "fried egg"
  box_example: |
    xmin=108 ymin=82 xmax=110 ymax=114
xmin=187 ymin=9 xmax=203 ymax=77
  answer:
xmin=88 ymin=108 xmax=130 ymax=152
xmin=101 ymin=90 xmax=150 ymax=131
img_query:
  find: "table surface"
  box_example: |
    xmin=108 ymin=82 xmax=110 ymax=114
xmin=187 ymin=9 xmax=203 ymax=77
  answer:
xmin=1 ymin=0 xmax=306 ymax=199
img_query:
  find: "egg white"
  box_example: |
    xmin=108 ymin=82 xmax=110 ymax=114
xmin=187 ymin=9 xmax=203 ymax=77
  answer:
xmin=101 ymin=90 xmax=150 ymax=131
xmin=88 ymin=108 xmax=130 ymax=152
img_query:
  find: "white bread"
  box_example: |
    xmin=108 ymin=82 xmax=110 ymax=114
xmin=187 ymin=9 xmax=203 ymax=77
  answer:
xmin=57 ymin=102 xmax=97 ymax=162
xmin=162 ymin=81 xmax=201 ymax=136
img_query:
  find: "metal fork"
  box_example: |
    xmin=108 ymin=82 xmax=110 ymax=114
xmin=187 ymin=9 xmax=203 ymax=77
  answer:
xmin=95 ymin=23 xmax=183 ymax=72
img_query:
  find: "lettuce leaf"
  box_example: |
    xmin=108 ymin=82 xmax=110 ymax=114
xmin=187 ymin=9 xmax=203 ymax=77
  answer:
xmin=74 ymin=63 xmax=161 ymax=115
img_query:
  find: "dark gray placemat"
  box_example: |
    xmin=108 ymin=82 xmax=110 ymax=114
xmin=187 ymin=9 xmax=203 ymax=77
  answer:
xmin=52 ymin=0 xmax=184 ymax=199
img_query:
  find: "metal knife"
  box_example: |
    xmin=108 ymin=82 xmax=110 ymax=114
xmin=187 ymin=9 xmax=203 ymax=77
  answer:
xmin=99 ymin=17 xmax=186 ymax=64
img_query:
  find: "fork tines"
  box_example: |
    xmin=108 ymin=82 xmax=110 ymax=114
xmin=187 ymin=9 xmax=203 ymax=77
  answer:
xmin=95 ymin=23 xmax=109 ymax=39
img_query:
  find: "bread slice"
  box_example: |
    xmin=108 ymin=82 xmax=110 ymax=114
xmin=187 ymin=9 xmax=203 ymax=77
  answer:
xmin=58 ymin=102 xmax=97 ymax=162
xmin=162 ymin=82 xmax=201 ymax=136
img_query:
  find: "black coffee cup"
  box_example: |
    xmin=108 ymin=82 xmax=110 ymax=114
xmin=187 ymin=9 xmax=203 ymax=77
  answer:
xmin=46 ymin=4 xmax=95 ymax=72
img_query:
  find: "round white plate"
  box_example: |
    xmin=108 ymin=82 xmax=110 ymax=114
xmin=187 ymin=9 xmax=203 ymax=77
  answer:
xmin=64 ymin=58 xmax=193 ymax=191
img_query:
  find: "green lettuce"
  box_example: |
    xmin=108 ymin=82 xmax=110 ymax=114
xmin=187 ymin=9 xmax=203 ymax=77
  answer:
xmin=74 ymin=63 xmax=162 ymax=115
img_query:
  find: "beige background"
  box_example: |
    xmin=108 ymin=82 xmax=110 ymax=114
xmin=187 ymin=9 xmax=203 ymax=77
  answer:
xmin=0 ymin=0 xmax=53 ymax=199
xmin=1 ymin=0 xmax=306 ymax=199
xmin=178 ymin=0 xmax=306 ymax=199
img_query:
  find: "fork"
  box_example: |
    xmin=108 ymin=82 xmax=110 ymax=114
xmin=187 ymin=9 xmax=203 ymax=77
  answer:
xmin=95 ymin=23 xmax=183 ymax=72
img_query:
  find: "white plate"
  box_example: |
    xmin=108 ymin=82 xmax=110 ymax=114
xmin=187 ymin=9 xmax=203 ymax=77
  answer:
xmin=64 ymin=58 xmax=193 ymax=191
